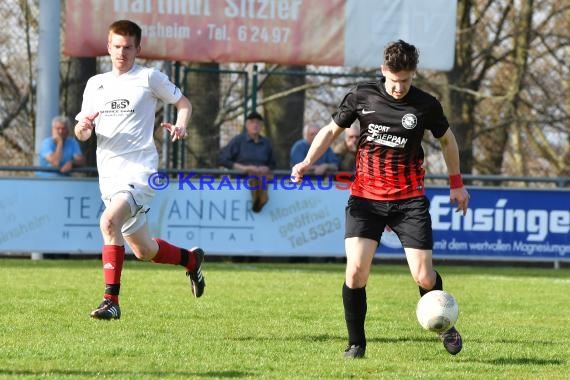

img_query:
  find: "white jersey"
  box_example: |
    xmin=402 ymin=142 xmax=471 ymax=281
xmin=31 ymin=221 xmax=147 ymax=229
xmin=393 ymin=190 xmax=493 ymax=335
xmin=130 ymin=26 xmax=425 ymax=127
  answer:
xmin=76 ymin=65 xmax=182 ymax=199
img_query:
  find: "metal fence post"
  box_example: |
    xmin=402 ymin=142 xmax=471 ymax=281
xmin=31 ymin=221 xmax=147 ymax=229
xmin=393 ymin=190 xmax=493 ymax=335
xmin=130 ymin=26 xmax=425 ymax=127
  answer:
xmin=172 ymin=61 xmax=182 ymax=169
xmin=251 ymin=64 xmax=258 ymax=113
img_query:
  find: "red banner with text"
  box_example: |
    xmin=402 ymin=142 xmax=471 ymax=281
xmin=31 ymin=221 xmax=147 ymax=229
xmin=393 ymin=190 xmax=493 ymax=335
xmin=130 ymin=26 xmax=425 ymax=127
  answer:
xmin=64 ymin=0 xmax=345 ymax=66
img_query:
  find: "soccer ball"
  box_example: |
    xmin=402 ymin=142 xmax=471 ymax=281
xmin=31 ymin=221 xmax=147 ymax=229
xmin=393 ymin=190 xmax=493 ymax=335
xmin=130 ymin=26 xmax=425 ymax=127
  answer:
xmin=416 ymin=290 xmax=459 ymax=333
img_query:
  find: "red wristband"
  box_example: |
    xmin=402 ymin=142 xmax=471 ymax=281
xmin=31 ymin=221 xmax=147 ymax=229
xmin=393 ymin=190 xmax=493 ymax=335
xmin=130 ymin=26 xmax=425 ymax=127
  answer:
xmin=449 ymin=174 xmax=464 ymax=189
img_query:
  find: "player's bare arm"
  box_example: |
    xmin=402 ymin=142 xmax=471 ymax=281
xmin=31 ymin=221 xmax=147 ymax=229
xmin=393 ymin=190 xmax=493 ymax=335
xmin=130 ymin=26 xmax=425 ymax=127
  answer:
xmin=291 ymin=120 xmax=344 ymax=183
xmin=438 ymin=128 xmax=470 ymax=215
xmin=74 ymin=112 xmax=99 ymax=141
xmin=161 ymin=95 xmax=192 ymax=142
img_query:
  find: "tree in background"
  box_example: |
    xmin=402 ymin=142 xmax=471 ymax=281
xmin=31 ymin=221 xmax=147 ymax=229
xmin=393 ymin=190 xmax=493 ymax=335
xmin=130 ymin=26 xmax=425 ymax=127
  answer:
xmin=182 ymin=62 xmax=221 ymax=168
xmin=60 ymin=57 xmax=97 ymax=169
xmin=0 ymin=0 xmax=36 ymax=169
xmin=434 ymin=0 xmax=570 ymax=181
xmin=261 ymin=65 xmax=307 ymax=169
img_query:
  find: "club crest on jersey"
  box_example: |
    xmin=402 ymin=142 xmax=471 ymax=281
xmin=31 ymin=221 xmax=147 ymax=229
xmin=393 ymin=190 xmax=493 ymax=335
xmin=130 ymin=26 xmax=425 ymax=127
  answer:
xmin=402 ymin=113 xmax=417 ymax=130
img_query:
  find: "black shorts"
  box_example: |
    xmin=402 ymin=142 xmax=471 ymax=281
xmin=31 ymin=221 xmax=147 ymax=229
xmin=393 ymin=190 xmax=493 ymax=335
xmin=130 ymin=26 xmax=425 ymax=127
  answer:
xmin=345 ymin=195 xmax=433 ymax=249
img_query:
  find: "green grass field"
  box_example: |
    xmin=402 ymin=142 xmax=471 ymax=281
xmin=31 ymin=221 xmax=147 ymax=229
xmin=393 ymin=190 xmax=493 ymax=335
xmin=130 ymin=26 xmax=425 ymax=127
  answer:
xmin=0 ymin=258 xmax=569 ymax=379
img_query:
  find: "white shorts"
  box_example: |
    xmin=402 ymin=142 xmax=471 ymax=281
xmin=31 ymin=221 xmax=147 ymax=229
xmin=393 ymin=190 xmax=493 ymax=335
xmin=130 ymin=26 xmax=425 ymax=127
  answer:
xmin=101 ymin=181 xmax=155 ymax=236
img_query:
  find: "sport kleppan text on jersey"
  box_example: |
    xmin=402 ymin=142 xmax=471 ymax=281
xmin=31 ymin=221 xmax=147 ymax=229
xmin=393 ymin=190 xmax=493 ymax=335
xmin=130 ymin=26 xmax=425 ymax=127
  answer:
xmin=366 ymin=123 xmax=408 ymax=148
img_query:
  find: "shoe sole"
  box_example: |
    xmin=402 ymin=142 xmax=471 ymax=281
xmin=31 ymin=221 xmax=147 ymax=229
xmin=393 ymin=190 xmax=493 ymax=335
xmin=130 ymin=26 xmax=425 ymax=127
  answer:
xmin=343 ymin=352 xmax=365 ymax=359
xmin=90 ymin=314 xmax=121 ymax=320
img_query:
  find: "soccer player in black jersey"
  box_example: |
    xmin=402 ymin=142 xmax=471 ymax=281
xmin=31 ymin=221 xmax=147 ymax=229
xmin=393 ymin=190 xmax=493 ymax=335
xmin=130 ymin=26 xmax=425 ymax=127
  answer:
xmin=291 ymin=40 xmax=470 ymax=358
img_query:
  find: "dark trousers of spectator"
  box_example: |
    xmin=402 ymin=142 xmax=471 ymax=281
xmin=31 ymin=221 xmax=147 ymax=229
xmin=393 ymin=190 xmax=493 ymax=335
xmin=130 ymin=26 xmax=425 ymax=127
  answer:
xmin=248 ymin=175 xmax=272 ymax=213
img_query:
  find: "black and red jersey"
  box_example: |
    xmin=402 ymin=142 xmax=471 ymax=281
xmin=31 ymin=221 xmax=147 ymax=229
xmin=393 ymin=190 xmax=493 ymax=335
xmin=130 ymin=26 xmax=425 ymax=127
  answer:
xmin=332 ymin=77 xmax=449 ymax=201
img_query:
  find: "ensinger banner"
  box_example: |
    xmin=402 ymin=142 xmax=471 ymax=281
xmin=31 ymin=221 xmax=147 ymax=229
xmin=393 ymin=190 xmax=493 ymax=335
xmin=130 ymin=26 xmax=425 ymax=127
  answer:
xmin=64 ymin=0 xmax=457 ymax=70
xmin=1 ymin=177 xmax=569 ymax=261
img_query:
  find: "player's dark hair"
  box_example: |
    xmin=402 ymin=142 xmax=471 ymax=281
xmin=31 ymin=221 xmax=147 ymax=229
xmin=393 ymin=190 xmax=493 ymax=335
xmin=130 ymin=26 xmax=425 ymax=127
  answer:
xmin=109 ymin=20 xmax=142 ymax=47
xmin=383 ymin=40 xmax=419 ymax=72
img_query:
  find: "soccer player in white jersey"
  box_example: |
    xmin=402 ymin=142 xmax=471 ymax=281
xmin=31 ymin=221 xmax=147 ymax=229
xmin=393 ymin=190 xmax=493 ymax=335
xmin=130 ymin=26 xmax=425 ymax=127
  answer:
xmin=74 ymin=20 xmax=205 ymax=320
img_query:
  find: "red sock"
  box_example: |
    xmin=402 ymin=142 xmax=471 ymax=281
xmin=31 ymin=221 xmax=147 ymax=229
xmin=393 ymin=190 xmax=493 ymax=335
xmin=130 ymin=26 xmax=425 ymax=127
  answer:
xmin=152 ymin=238 xmax=181 ymax=264
xmin=153 ymin=238 xmax=196 ymax=271
xmin=102 ymin=245 xmax=125 ymax=304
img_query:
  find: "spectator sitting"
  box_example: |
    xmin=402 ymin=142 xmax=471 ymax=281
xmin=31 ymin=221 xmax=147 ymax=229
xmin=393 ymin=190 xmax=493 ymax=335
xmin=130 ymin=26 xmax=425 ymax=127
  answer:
xmin=333 ymin=124 xmax=360 ymax=173
xmin=218 ymin=111 xmax=276 ymax=213
xmin=37 ymin=115 xmax=85 ymax=177
xmin=289 ymin=123 xmax=338 ymax=175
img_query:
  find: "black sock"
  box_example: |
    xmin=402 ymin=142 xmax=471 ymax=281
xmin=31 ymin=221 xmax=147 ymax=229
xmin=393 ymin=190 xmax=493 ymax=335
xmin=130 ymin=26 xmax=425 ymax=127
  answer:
xmin=104 ymin=284 xmax=120 ymax=304
xmin=419 ymin=271 xmax=443 ymax=296
xmin=179 ymin=249 xmax=189 ymax=267
xmin=342 ymin=282 xmax=367 ymax=347
xmin=104 ymin=284 xmax=120 ymax=295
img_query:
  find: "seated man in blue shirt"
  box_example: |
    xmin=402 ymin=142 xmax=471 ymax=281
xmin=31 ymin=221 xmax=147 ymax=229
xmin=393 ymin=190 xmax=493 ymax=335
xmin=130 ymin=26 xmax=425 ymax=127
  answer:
xmin=290 ymin=123 xmax=339 ymax=175
xmin=218 ymin=111 xmax=276 ymax=212
xmin=37 ymin=115 xmax=85 ymax=177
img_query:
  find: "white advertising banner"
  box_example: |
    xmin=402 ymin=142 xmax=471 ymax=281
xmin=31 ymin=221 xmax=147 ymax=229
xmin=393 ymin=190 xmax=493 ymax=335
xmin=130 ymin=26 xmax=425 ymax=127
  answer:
xmin=0 ymin=177 xmax=349 ymax=256
xmin=344 ymin=0 xmax=457 ymax=70
xmin=1 ymin=178 xmax=569 ymax=261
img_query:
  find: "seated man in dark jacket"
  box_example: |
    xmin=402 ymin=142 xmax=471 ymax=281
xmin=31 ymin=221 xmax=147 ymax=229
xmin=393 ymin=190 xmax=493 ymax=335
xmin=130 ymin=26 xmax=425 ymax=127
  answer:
xmin=218 ymin=111 xmax=276 ymax=212
xmin=333 ymin=124 xmax=360 ymax=173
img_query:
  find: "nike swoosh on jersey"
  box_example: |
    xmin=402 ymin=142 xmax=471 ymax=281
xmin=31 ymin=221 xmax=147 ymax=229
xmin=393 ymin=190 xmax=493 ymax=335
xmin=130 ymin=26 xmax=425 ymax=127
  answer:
xmin=362 ymin=109 xmax=375 ymax=114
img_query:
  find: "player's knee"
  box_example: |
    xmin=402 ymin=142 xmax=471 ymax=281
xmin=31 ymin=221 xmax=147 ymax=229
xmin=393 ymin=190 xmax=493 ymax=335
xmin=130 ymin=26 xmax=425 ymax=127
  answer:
xmin=99 ymin=215 xmax=120 ymax=238
xmin=132 ymin=246 xmax=154 ymax=261
xmin=346 ymin=266 xmax=368 ymax=288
